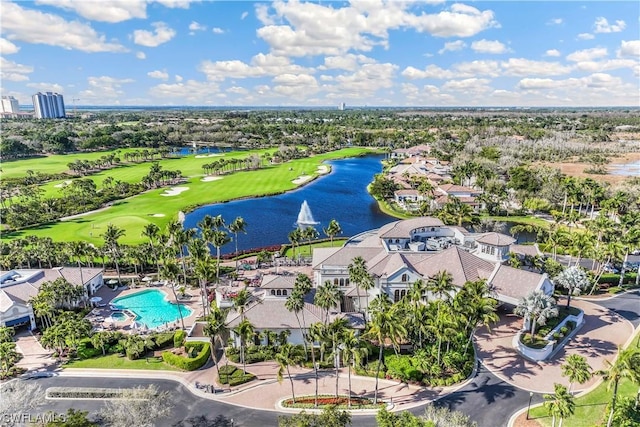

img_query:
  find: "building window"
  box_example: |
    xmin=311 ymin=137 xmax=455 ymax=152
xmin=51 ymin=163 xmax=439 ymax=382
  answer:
xmin=276 ymin=290 xmax=282 ymax=296
xmin=271 ymin=290 xmax=276 ymax=295
xmin=339 ymin=278 xmax=345 ymax=286
xmin=283 ymin=290 xmax=288 ymax=296
xmin=394 ymin=290 xmax=400 ymax=302
xmin=490 ymin=246 xmax=495 ymax=255
xmin=401 ymin=274 xmax=409 ymax=282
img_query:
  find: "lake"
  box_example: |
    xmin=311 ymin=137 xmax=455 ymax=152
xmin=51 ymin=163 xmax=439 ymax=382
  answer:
xmin=183 ymin=154 xmax=395 ymax=253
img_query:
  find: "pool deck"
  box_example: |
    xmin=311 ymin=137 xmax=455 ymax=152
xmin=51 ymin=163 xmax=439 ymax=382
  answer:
xmin=87 ymin=283 xmax=203 ymax=333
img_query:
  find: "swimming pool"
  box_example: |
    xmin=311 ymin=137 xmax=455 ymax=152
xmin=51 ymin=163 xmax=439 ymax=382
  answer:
xmin=111 ymin=289 xmax=192 ymax=329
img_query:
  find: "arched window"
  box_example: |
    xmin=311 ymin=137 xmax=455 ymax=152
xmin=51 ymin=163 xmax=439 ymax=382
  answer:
xmin=334 ymin=278 xmax=339 ymax=285
xmin=276 ymin=289 xmax=282 ymax=296
xmin=394 ymin=290 xmax=400 ymax=302
xmin=339 ymin=278 xmax=345 ymax=286
xmin=270 ymin=290 xmax=276 ymax=295
xmin=345 ymin=278 xmax=349 ymax=286
xmin=282 ymin=290 xmax=288 ymax=296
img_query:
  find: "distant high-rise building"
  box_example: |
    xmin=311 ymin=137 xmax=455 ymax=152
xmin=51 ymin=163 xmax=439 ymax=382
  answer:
xmin=338 ymin=102 xmax=346 ymax=111
xmin=32 ymin=92 xmax=66 ymax=119
xmin=1 ymin=96 xmax=20 ymax=113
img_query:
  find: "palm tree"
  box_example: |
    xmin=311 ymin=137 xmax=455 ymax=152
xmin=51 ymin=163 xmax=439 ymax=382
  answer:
xmin=141 ymin=223 xmax=161 ymax=273
xmin=160 ymin=259 xmax=185 ymax=329
xmin=426 ymin=271 xmax=455 ymax=302
xmin=101 ymin=223 xmax=125 ymax=284
xmin=340 ymin=328 xmax=367 ymax=407
xmin=326 ymin=317 xmax=349 ymax=398
xmin=314 ymin=281 xmax=343 ymax=325
xmin=543 ymin=383 xmax=575 ymax=427
xmin=210 ymin=230 xmax=231 ymax=283
xmin=285 ymin=288 xmax=308 ymax=357
xmin=235 ymin=318 xmax=254 ymax=375
xmin=323 ymin=219 xmax=342 ymax=247
xmin=347 ymin=256 xmax=374 ymax=316
xmin=276 ymin=343 xmax=299 ymax=404
xmin=366 ymin=294 xmax=406 ymax=404
xmin=514 ymin=290 xmax=559 ymax=338
xmin=227 ymin=216 xmax=247 ymax=272
xmin=288 ymin=228 xmax=302 ymax=260
xmin=554 ymin=266 xmax=590 ymax=309
xmin=302 ymin=226 xmax=318 ymax=256
xmin=203 ymin=307 xmax=229 ymax=390
xmin=561 ymin=354 xmax=592 ymax=393
xmin=232 ymin=288 xmax=252 ymax=322
xmin=194 ymin=258 xmax=216 ymax=317
xmin=599 ymin=347 xmax=640 ymax=427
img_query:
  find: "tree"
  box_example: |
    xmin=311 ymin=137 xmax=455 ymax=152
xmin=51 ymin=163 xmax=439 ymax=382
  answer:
xmin=99 ymin=385 xmax=173 ymax=427
xmin=302 ymin=226 xmax=319 ymax=256
xmin=194 ymin=258 xmax=216 ymax=317
xmin=141 ymin=223 xmax=161 ymax=274
xmin=90 ymin=331 xmax=111 ymax=356
xmin=340 ymin=328 xmax=367 ymax=407
xmin=0 ymin=342 xmax=21 ymax=377
xmin=227 ymin=216 xmax=247 ymax=272
xmin=160 ymin=259 xmax=185 ymax=329
xmin=561 ymin=354 xmax=592 ymax=393
xmin=0 ymin=380 xmax=45 ymax=427
xmin=554 ymin=266 xmax=589 ymax=308
xmin=347 ymin=256 xmax=374 ymax=316
xmin=235 ymin=318 xmax=255 ymax=375
xmin=323 ymin=219 xmax=342 ymax=247
xmin=366 ymin=294 xmax=406 ymax=404
xmin=102 ymin=223 xmax=125 ymax=284
xmin=288 ymin=228 xmax=302 ymax=260
xmin=543 ymin=383 xmax=575 ymax=427
xmin=203 ymin=306 xmax=229 ymax=390
xmin=278 ymin=406 xmax=351 ymax=427
xmin=599 ymin=347 xmax=640 ymax=427
xmin=276 ymin=343 xmax=300 ymax=404
xmin=514 ymin=290 xmax=559 ymax=337
xmin=314 ymin=281 xmax=343 ymax=325
xmin=46 ymin=408 xmax=98 ymax=427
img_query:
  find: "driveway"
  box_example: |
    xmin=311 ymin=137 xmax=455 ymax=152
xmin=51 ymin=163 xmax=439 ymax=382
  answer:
xmin=474 ymin=298 xmax=632 ymax=394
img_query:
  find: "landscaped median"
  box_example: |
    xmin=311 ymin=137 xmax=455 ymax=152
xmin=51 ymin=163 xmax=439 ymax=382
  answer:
xmin=162 ymin=341 xmax=210 ymax=371
xmin=515 ymin=307 xmax=584 ymax=361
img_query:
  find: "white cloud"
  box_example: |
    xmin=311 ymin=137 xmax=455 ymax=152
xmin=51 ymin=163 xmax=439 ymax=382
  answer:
xmin=2 ymin=2 xmax=127 ymax=53
xmin=470 ymin=39 xmax=510 ymax=54
xmin=212 ymin=27 xmax=225 ymax=34
xmin=320 ymin=54 xmax=376 ymax=71
xmin=148 ymin=70 xmax=169 ymax=80
xmin=0 ymin=38 xmax=20 ymax=54
xmin=547 ymin=18 xmax=563 ymax=25
xmin=332 ymin=63 xmax=398 ymax=98
xmin=573 ymin=59 xmax=637 ymax=73
xmin=132 ymin=22 xmax=176 ymax=47
xmin=35 ymin=0 xmax=147 ymax=23
xmin=149 ymin=80 xmax=220 ymax=103
xmin=618 ymin=40 xmax=640 ymax=58
xmin=272 ymin=73 xmax=319 ymax=97
xmin=227 ymin=86 xmax=248 ymax=94
xmin=26 ymin=82 xmax=64 ymax=93
xmin=240 ymin=11 xmax=249 ymax=20
xmin=545 ymin=49 xmax=561 ymax=57
xmin=0 ymin=57 xmax=34 ymax=81
xmin=175 ymin=75 xmax=183 ymax=82
xmin=154 ymin=0 xmax=197 ymax=9
xmin=577 ymin=33 xmax=595 ymax=40
xmin=256 ymin=1 xmax=498 ymax=57
xmin=501 ymin=58 xmax=573 ymax=76
xmin=189 ymin=21 xmax=207 ymax=32
xmin=453 ymin=60 xmax=501 ymax=78
xmin=593 ymin=17 xmax=626 ymax=33
xmin=438 ymin=40 xmax=466 ymax=54
xmin=442 ymin=78 xmax=491 ymax=92
xmin=566 ymin=47 xmax=608 ymax=62
xmin=199 ymin=53 xmax=313 ymax=80
xmin=401 ymin=65 xmax=455 ymax=80
xmin=136 ymin=51 xmax=146 ymax=59
xmin=80 ymin=76 xmax=135 ymax=101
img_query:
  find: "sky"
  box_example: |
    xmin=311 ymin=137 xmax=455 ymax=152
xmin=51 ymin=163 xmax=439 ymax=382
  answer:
xmin=1 ymin=0 xmax=639 ymax=107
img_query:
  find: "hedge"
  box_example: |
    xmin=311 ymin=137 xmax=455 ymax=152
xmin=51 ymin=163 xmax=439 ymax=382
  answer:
xmin=154 ymin=331 xmax=175 ymax=349
xmin=162 ymin=342 xmax=210 ymax=371
xmin=598 ymin=272 xmax=637 ymax=285
xmin=173 ymin=330 xmax=186 ymax=348
xmin=385 ymin=354 xmax=423 ymax=383
xmin=217 ymin=365 xmax=256 ymax=386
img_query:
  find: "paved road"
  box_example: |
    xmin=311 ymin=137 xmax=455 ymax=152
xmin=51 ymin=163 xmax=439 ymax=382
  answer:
xmin=592 ymin=289 xmax=640 ymax=328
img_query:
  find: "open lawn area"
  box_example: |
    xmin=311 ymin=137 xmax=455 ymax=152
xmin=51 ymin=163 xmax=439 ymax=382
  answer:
xmin=2 ymin=147 xmax=375 ymax=245
xmin=64 ymin=353 xmax=181 ymax=371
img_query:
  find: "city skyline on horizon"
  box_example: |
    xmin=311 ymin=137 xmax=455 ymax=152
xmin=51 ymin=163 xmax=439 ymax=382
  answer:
xmin=1 ymin=1 xmax=639 ymax=108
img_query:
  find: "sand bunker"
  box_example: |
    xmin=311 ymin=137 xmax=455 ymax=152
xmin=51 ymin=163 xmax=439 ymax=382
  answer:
xmin=161 ymin=187 xmax=189 ymax=197
xmin=54 ymin=180 xmax=72 ymax=188
xmin=292 ymin=175 xmax=312 ymax=185
xmin=201 ymin=176 xmax=223 ymax=182
xmin=195 ymin=153 xmax=223 ymax=158
xmin=317 ymin=165 xmax=330 ymax=174
xmin=149 ymin=213 xmax=166 ymax=217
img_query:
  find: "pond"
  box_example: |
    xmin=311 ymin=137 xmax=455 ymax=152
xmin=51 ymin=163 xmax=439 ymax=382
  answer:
xmin=183 ymin=154 xmax=395 ymax=253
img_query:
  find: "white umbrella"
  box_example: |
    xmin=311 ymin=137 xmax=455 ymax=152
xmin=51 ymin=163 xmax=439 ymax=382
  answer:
xmin=142 ymin=276 xmax=153 ymax=282
xmin=107 ymin=279 xmax=118 ymax=285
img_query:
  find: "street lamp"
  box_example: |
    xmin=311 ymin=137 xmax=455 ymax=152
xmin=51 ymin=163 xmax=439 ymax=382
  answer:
xmin=526 ymin=391 xmax=534 ymax=420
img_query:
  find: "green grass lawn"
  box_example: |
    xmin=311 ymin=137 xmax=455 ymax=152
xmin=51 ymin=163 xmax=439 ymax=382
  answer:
xmin=281 ymin=238 xmax=349 ymax=258
xmin=64 ymin=353 xmax=181 ymax=371
xmin=483 ymin=215 xmax=550 ymax=228
xmin=2 ymin=147 xmax=374 ymax=245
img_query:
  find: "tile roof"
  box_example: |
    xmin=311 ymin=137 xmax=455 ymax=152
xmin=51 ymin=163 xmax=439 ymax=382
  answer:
xmin=378 ymin=217 xmax=445 ymax=239
xmin=476 ymin=232 xmax=516 ymax=246
xmin=489 ymin=265 xmax=545 ymax=301
xmin=226 ymin=298 xmax=324 ymax=329
xmin=260 ymin=275 xmax=296 ymax=289
xmin=411 ymin=247 xmax=494 ymax=287
xmin=313 ymin=247 xmax=382 ymax=268
xmin=510 ymin=244 xmax=542 ymax=257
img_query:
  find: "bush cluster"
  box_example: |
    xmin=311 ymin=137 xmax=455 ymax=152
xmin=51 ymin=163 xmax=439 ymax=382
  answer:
xmin=173 ymin=330 xmax=186 ymax=348
xmin=162 ymin=341 xmax=210 ymax=371
xmin=217 ymin=364 xmax=256 ymax=386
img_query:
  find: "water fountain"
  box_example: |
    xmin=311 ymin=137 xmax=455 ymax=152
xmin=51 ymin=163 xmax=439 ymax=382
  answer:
xmin=295 ymin=200 xmax=319 ymax=229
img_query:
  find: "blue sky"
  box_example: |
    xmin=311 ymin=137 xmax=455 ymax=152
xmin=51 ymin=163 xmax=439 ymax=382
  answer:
xmin=1 ymin=0 xmax=639 ymax=107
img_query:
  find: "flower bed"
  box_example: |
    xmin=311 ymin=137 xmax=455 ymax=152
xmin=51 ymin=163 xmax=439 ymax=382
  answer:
xmin=282 ymin=395 xmax=386 ymax=409
xmin=515 ymin=308 xmax=584 ymax=361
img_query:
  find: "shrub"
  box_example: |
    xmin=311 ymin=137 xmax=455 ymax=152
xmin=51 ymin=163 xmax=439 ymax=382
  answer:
xmin=385 ymin=354 xmax=423 ymax=382
xmin=216 ymin=365 xmax=256 ymax=386
xmin=162 ymin=342 xmax=210 ymax=371
xmin=566 ymin=320 xmax=576 ymax=330
xmin=153 ymin=332 xmax=175 ymax=349
xmin=560 ymin=326 xmax=569 ymax=335
xmin=173 ymin=330 xmax=186 ymax=348
xmin=108 ymin=343 xmax=124 ymax=355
